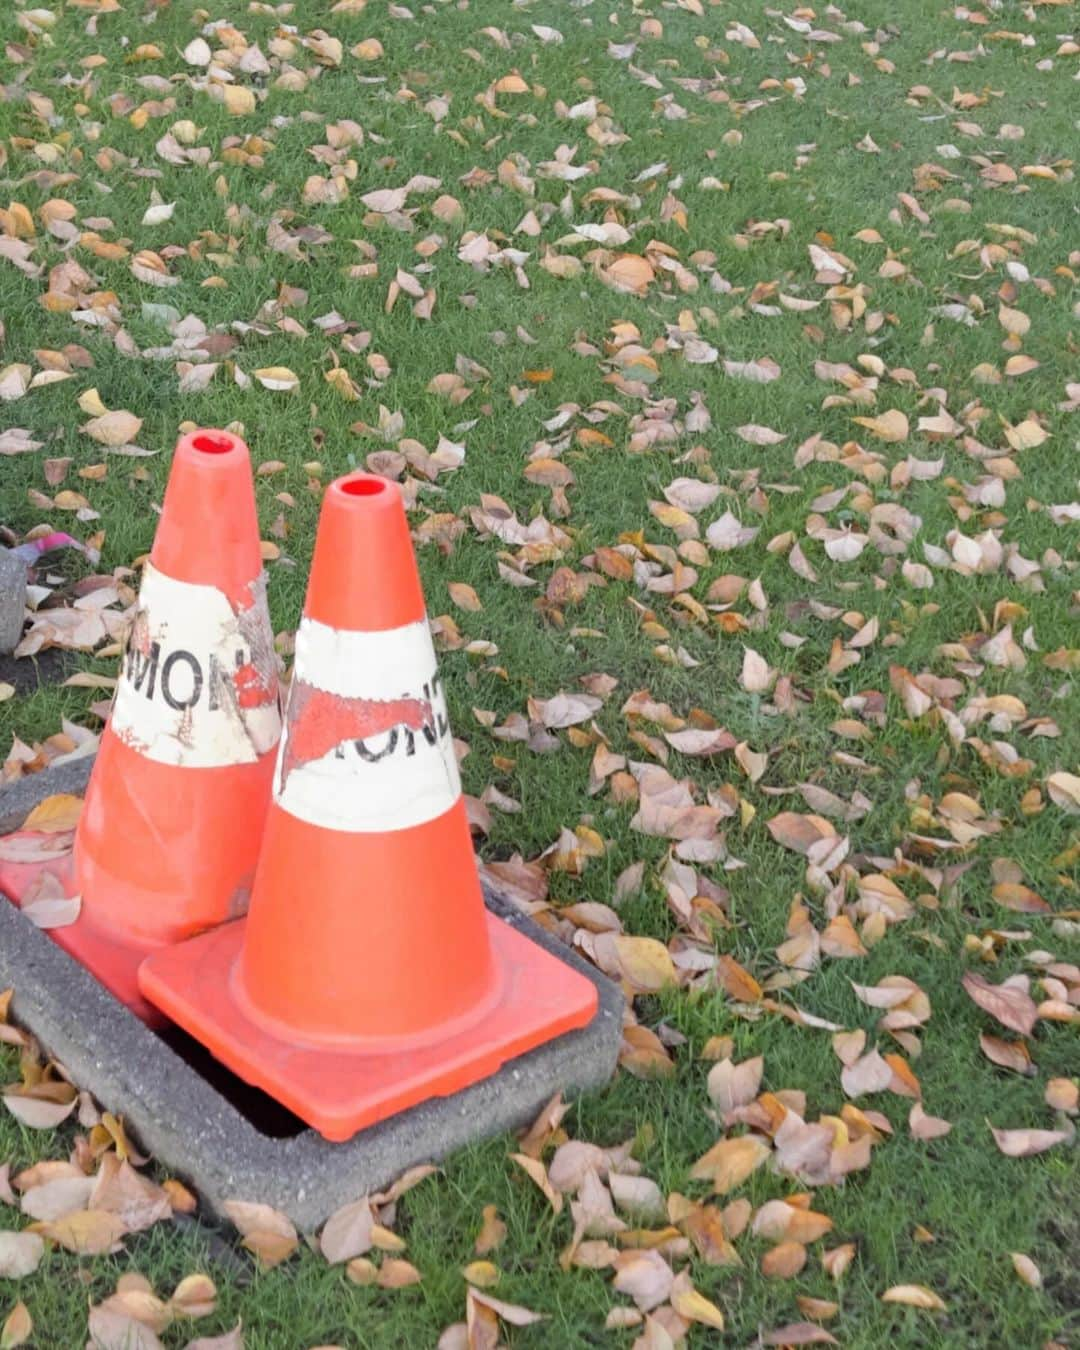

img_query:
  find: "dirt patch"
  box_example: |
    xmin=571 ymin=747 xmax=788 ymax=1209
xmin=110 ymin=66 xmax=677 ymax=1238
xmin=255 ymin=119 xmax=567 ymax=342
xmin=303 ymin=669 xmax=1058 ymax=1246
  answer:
xmin=0 ymin=647 xmax=78 ymax=695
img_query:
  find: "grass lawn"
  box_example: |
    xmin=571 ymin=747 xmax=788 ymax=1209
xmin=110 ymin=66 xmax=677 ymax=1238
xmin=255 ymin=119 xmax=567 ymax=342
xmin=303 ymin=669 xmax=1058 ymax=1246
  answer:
xmin=1 ymin=0 xmax=1078 ymax=1345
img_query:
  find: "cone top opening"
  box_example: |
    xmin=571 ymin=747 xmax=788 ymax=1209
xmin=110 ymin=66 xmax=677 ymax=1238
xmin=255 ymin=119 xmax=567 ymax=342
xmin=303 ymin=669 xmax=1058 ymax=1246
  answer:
xmin=151 ymin=428 xmax=262 ymax=598
xmin=190 ymin=432 xmax=237 ymax=456
xmin=338 ymin=475 xmax=388 ymax=498
xmin=304 ymin=473 xmax=425 ymax=631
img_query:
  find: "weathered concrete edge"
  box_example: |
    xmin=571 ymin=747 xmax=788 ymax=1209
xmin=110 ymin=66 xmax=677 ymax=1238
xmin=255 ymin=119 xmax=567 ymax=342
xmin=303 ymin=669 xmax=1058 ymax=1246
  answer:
xmin=0 ymin=763 xmax=622 ymax=1232
xmin=0 ymin=895 xmax=621 ymax=1232
xmin=0 ymin=754 xmax=95 ymax=834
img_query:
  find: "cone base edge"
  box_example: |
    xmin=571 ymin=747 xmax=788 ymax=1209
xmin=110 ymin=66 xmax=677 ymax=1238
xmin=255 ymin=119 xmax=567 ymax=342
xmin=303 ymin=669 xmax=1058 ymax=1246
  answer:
xmin=139 ymin=910 xmax=600 ymax=1142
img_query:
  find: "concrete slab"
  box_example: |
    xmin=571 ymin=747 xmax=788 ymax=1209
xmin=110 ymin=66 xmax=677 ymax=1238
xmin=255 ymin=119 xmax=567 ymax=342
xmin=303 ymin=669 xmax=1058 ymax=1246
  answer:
xmin=0 ymin=760 xmax=622 ymax=1231
xmin=0 ymin=548 xmax=27 ymax=655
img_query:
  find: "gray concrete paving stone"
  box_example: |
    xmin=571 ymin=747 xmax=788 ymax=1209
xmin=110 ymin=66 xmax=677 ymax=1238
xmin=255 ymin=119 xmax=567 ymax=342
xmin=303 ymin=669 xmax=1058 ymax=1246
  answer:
xmin=0 ymin=549 xmax=27 ymax=655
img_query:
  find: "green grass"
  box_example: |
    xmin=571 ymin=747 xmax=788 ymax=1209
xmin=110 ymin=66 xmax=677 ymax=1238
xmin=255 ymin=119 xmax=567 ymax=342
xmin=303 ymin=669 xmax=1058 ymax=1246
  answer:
xmin=1 ymin=0 xmax=1078 ymax=1345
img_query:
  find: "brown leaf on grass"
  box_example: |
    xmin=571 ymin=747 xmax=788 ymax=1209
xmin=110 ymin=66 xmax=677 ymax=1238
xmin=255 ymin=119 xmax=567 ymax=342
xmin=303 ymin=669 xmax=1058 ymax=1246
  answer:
xmin=448 ymin=582 xmax=483 ymax=613
xmin=222 ymin=1200 xmax=298 ymax=1268
xmin=669 ymin=1270 xmax=725 ymax=1329
xmin=796 ymin=1297 xmax=840 ymax=1322
xmin=821 ymin=1242 xmax=856 ymax=1281
xmin=86 ymin=1308 xmax=165 ymax=1350
xmin=611 ymin=935 xmax=676 ymax=992
xmin=612 ymin=1249 xmax=674 ymax=1310
xmin=690 ymin=1135 xmax=770 ymax=1194
xmin=168 ymin=1274 xmax=218 ymax=1320
xmin=978 ymin=1034 xmax=1036 ymax=1076
xmin=991 ymin=883 xmax=1051 ymax=915
xmin=909 ymin=1103 xmax=952 ymax=1140
xmin=183 ymin=1327 xmax=244 ymax=1350
xmin=714 ymin=956 xmax=762 ymax=1003
xmin=0 ymin=1300 xmax=32 ymax=1349
xmin=1044 ymin=770 xmax=1080 ymax=812
xmin=1011 ymin=1253 xmax=1042 ymax=1288
xmin=752 ymin=1201 xmax=832 ymax=1244
xmin=474 ymin=1205 xmax=507 ymax=1255
xmin=762 ymin=1240 xmax=808 ymax=1279
xmin=852 ymin=410 xmax=909 ymax=442
xmin=881 ymin=1284 xmax=947 ymax=1311
xmin=509 ymin=1154 xmax=563 ymax=1215
xmin=608 ymin=1174 xmax=665 ymax=1223
xmin=707 ymin=1056 xmax=764 ymax=1114
xmin=466 ymin=1287 xmax=546 ymax=1327
xmin=32 ymin=1208 xmax=127 ymax=1254
xmin=841 ymin=1050 xmax=893 ymax=1099
xmin=663 ymin=728 xmax=736 ymax=757
xmin=81 ymin=411 xmax=143 ymax=447
xmin=378 ymin=1258 xmax=421 ymax=1288
xmin=762 ymin=1324 xmax=838 ymax=1346
xmin=319 ymin=1196 xmax=374 ymax=1263
xmin=962 ymin=972 xmax=1038 ymax=1036
xmin=19 ymin=1173 xmax=94 ymax=1220
xmin=1045 ymin=1079 xmax=1078 ymax=1114
xmin=766 ymin=812 xmax=836 ymax=855
xmin=528 ymin=692 xmax=602 ymax=729
xmin=989 ymin=1126 xmax=1071 ymax=1158
xmin=90 ymin=1157 xmax=170 ymax=1232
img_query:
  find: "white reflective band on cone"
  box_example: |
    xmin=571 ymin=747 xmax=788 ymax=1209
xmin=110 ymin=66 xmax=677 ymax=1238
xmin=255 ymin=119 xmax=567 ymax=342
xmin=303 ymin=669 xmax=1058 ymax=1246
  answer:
xmin=273 ymin=616 xmax=462 ymax=833
xmin=109 ymin=564 xmax=281 ymax=768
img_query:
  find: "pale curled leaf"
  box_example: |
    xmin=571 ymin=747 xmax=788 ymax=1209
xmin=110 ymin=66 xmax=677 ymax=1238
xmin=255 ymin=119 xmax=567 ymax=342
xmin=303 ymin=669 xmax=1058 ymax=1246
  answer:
xmin=989 ymin=1125 xmax=1071 ymax=1158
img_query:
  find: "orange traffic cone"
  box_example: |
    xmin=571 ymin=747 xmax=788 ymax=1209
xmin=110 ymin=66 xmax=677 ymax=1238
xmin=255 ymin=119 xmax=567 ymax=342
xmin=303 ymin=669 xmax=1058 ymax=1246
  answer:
xmin=0 ymin=430 xmax=282 ymax=1022
xmin=139 ymin=472 xmax=598 ymax=1140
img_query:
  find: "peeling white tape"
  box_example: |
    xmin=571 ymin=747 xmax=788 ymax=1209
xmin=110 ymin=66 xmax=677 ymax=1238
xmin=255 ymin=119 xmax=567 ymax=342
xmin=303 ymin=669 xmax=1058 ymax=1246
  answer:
xmin=109 ymin=564 xmax=281 ymax=768
xmin=273 ymin=616 xmax=461 ymax=833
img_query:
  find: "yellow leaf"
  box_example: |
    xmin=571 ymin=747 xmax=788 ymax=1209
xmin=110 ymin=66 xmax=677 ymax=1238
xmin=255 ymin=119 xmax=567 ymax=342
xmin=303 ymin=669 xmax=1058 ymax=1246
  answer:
xmin=606 ymin=254 xmax=655 ymax=295
xmin=33 ymin=1209 xmax=127 ymax=1255
xmin=448 ymin=582 xmax=483 ymax=613
xmin=611 ymin=935 xmax=677 ymax=993
xmin=1011 ymin=1253 xmax=1042 ymax=1288
xmin=851 ymin=409 xmax=909 ymax=442
xmin=670 ymin=1281 xmax=725 ymax=1329
xmin=1004 ymin=418 xmax=1049 ymax=451
xmin=77 ymin=387 xmax=108 ymax=416
xmin=509 ymin=1153 xmax=563 ymax=1215
xmin=23 ymin=793 xmax=83 ymax=832
xmin=222 ymin=85 xmax=257 ymax=116
xmin=494 ymin=73 xmax=529 ymax=94
xmin=463 ymin=1260 xmax=500 ymax=1288
xmin=690 ymin=1135 xmax=771 ymax=1194
xmin=881 ymin=1284 xmax=947 ymax=1311
xmin=81 ymin=410 xmax=143 ymax=447
xmin=253 ymin=367 xmax=300 ymax=393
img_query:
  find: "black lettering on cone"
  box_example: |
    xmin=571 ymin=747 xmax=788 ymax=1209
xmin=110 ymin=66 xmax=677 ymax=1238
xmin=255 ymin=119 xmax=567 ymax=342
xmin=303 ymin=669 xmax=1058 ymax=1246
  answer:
xmin=347 ymin=672 xmax=452 ymax=762
xmin=126 ymin=641 xmax=161 ymax=697
xmin=161 ymin=650 xmax=203 ymax=711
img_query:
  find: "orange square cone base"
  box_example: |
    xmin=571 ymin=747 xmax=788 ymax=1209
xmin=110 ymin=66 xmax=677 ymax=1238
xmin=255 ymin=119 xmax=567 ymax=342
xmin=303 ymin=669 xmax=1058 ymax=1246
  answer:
xmin=139 ymin=908 xmax=598 ymax=1141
